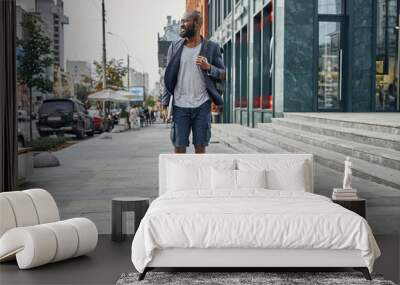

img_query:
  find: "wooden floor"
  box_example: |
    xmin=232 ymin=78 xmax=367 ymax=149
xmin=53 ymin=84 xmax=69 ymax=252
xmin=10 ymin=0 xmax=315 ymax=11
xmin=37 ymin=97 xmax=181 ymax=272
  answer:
xmin=0 ymin=235 xmax=398 ymax=285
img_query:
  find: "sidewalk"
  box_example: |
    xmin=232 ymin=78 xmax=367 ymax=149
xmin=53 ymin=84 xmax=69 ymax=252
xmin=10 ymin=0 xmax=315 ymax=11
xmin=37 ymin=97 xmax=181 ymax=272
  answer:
xmin=22 ymin=125 xmax=234 ymax=234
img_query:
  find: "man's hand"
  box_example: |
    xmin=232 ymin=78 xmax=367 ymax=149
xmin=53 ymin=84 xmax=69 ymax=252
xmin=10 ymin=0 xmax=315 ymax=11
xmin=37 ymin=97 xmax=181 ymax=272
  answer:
xmin=196 ymin=56 xmax=211 ymax=71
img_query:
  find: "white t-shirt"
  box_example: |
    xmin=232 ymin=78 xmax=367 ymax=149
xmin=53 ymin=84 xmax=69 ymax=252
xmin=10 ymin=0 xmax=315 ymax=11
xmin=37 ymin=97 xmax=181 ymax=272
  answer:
xmin=173 ymin=43 xmax=209 ymax=108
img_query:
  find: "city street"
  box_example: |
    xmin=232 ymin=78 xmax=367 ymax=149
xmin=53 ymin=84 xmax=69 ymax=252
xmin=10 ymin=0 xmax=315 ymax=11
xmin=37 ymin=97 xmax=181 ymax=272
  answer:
xmin=21 ymin=124 xmax=234 ymax=234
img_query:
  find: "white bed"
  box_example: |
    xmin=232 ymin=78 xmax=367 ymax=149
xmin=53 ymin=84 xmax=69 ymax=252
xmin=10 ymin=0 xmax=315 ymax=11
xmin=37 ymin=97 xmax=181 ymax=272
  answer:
xmin=131 ymin=154 xmax=380 ymax=280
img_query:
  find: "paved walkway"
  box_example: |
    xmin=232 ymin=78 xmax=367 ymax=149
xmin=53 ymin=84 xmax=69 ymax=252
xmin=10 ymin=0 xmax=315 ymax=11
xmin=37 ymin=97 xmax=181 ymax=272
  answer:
xmin=22 ymin=124 xmax=234 ymax=234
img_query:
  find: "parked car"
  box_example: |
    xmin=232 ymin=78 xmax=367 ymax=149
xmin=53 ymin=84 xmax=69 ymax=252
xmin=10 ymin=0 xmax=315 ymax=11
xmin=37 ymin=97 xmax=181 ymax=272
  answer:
xmin=36 ymin=99 xmax=94 ymax=139
xmin=87 ymin=109 xmax=105 ymax=133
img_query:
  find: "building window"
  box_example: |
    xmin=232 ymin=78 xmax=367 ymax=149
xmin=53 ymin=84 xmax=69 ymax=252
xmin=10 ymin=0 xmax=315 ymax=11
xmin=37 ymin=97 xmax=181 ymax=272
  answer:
xmin=240 ymin=25 xmax=248 ymax=108
xmin=235 ymin=31 xmax=241 ymax=108
xmin=224 ymin=0 xmax=228 ymax=18
xmin=234 ymin=26 xmax=249 ymax=109
xmin=212 ymin=0 xmax=216 ymax=33
xmin=253 ymin=12 xmax=262 ymax=109
xmin=217 ymin=0 xmax=221 ymax=28
xmin=318 ymin=0 xmax=343 ymax=15
xmin=208 ymin=1 xmax=212 ymax=37
xmin=262 ymin=4 xmax=273 ymax=110
xmin=375 ymin=0 xmax=399 ymax=111
xmin=223 ymin=41 xmax=232 ymax=122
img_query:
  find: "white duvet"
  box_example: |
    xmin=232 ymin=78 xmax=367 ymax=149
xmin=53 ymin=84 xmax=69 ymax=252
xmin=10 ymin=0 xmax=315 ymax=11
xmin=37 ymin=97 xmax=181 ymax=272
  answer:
xmin=131 ymin=190 xmax=380 ymax=273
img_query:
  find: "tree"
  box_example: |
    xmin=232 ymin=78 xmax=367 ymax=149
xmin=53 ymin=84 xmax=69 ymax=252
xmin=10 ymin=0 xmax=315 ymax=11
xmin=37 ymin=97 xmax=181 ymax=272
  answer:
xmin=75 ymin=83 xmax=91 ymax=103
xmin=17 ymin=13 xmax=53 ymax=142
xmin=145 ymin=96 xmax=155 ymax=108
xmin=93 ymin=59 xmax=127 ymax=90
xmin=81 ymin=74 xmax=95 ymax=89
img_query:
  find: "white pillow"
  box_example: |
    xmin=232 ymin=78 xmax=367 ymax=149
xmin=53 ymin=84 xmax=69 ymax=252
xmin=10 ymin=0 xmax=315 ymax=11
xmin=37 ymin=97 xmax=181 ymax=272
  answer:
xmin=236 ymin=169 xmax=267 ymax=189
xmin=167 ymin=160 xmax=235 ymax=191
xmin=211 ymin=168 xmax=236 ymax=190
xmin=237 ymin=159 xmax=308 ymax=191
xmin=168 ymin=162 xmax=208 ymax=191
xmin=267 ymin=162 xmax=306 ymax=191
xmin=211 ymin=168 xmax=268 ymax=191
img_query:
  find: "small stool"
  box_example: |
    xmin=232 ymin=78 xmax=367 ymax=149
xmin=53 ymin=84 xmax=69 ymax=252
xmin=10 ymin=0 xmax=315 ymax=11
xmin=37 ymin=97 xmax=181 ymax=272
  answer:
xmin=111 ymin=197 xmax=150 ymax=242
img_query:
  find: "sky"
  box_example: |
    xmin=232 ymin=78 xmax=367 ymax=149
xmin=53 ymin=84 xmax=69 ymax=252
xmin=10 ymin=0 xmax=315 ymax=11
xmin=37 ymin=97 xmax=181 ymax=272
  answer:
xmin=64 ymin=0 xmax=185 ymax=90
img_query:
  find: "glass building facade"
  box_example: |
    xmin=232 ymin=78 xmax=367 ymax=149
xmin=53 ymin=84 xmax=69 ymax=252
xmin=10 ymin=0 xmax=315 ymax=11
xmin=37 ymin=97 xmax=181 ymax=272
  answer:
xmin=376 ymin=0 xmax=399 ymax=111
xmin=208 ymin=0 xmax=400 ymax=126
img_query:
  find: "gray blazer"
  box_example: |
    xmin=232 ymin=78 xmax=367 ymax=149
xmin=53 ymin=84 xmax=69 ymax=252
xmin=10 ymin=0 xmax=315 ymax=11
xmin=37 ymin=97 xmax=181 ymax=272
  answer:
xmin=161 ymin=38 xmax=226 ymax=107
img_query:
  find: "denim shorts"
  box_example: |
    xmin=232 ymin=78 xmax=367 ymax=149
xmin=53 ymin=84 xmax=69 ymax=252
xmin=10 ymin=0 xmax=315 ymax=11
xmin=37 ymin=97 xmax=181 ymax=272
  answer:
xmin=170 ymin=100 xmax=211 ymax=147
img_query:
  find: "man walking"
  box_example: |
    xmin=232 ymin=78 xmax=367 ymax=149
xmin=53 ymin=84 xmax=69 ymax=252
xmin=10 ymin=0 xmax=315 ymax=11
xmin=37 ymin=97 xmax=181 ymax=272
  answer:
xmin=161 ymin=11 xmax=226 ymax=154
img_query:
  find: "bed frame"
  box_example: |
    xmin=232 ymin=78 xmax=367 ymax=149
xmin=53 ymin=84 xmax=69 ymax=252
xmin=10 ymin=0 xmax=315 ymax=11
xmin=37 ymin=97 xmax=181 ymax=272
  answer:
xmin=138 ymin=154 xmax=372 ymax=281
xmin=140 ymin=248 xmax=370 ymax=280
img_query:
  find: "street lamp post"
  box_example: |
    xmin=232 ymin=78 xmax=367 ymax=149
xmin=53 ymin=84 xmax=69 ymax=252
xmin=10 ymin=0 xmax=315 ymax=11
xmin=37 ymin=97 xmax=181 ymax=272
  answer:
xmin=107 ymin=32 xmax=131 ymax=91
xmin=101 ymin=0 xmax=107 ymax=115
xmin=133 ymin=57 xmax=146 ymax=102
xmin=143 ymin=72 xmax=145 ymax=102
xmin=102 ymin=0 xmax=107 ymax=90
xmin=127 ymin=55 xmax=130 ymax=90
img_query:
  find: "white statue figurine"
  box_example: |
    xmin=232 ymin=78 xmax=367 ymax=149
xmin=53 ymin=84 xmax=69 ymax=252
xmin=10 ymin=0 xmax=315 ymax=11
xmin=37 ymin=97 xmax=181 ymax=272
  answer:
xmin=342 ymin=156 xmax=352 ymax=190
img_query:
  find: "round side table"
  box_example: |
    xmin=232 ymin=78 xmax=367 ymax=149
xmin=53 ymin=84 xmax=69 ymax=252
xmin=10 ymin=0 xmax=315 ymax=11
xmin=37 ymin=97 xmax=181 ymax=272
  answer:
xmin=111 ymin=197 xmax=150 ymax=242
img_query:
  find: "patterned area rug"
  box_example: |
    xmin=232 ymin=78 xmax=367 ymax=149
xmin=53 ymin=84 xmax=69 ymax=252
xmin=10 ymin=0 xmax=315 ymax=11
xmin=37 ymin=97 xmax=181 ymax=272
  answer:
xmin=116 ymin=272 xmax=396 ymax=285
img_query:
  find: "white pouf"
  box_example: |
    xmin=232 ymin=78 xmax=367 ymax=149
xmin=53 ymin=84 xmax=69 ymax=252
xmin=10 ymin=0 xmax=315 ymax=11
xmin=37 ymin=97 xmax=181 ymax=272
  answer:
xmin=0 ymin=189 xmax=98 ymax=269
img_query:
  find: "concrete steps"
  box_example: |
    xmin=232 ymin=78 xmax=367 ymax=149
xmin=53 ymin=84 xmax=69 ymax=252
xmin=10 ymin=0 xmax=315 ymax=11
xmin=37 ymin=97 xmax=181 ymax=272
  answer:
xmin=270 ymin=118 xmax=400 ymax=151
xmin=214 ymin=134 xmax=257 ymax=154
xmin=284 ymin=113 xmax=400 ymax=135
xmin=212 ymin=125 xmax=287 ymax=154
xmin=257 ymin=123 xmax=400 ymax=171
xmin=213 ymin=126 xmax=258 ymax=153
xmin=256 ymin=113 xmax=400 ymax=190
xmin=250 ymin=126 xmax=400 ymax=189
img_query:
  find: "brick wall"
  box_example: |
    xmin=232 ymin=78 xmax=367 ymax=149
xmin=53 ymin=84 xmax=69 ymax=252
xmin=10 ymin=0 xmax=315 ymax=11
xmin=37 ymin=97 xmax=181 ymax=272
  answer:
xmin=185 ymin=0 xmax=208 ymax=38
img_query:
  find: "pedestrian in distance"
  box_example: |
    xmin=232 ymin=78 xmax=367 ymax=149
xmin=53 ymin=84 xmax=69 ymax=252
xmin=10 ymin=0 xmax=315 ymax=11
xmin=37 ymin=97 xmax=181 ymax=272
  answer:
xmin=211 ymin=102 xmax=221 ymax=124
xmin=139 ymin=107 xmax=145 ymax=128
xmin=161 ymin=10 xmax=226 ymax=154
xmin=143 ymin=108 xmax=150 ymax=127
xmin=129 ymin=107 xmax=139 ymax=129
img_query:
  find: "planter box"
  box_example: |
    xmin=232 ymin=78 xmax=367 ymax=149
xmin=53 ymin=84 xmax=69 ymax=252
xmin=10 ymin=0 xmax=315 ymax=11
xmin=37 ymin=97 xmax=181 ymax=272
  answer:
xmin=18 ymin=148 xmax=33 ymax=185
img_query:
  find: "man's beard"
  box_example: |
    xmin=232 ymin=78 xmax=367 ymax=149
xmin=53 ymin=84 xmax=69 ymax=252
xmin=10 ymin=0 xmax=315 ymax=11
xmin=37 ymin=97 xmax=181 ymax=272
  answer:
xmin=180 ymin=24 xmax=196 ymax=38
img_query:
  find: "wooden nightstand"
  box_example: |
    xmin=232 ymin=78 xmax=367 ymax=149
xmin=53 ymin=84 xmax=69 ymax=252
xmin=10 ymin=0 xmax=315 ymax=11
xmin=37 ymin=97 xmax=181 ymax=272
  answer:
xmin=332 ymin=198 xmax=366 ymax=218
